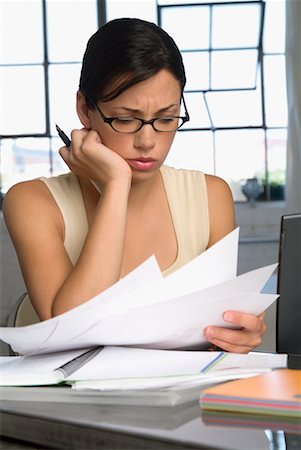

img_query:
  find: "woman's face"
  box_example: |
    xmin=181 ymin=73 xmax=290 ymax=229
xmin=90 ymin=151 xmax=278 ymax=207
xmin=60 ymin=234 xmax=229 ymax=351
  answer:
xmin=88 ymin=69 xmax=182 ymax=182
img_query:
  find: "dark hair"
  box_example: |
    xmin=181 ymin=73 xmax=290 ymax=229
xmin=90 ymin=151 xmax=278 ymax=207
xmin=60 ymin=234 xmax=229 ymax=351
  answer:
xmin=79 ymin=18 xmax=186 ymax=105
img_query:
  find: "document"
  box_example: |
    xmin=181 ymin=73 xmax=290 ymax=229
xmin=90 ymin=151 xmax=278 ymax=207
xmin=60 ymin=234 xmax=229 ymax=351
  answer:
xmin=0 ymin=346 xmax=287 ymax=388
xmin=0 ymin=228 xmax=278 ymax=355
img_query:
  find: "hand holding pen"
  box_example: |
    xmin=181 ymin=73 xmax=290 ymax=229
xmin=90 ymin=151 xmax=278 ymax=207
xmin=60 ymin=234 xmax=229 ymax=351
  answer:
xmin=56 ymin=124 xmax=101 ymax=192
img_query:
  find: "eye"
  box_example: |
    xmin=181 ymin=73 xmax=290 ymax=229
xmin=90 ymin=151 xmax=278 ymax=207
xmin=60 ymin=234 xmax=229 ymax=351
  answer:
xmin=157 ymin=117 xmax=177 ymax=123
xmin=114 ymin=118 xmax=136 ymax=123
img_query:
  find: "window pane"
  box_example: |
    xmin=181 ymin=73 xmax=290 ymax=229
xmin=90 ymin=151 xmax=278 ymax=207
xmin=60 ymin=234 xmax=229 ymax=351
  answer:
xmin=206 ymin=78 xmax=262 ymax=128
xmin=46 ymin=0 xmax=97 ymax=62
xmin=0 ymin=66 xmax=46 ymax=135
xmin=211 ymin=50 xmax=258 ymax=90
xmin=49 ymin=64 xmax=82 ymax=136
xmin=161 ymin=6 xmax=210 ymax=50
xmin=266 ymin=129 xmax=286 ymax=192
xmin=263 ymin=0 xmax=285 ymax=54
xmin=165 ymin=131 xmax=214 ymax=173
xmin=1 ymin=138 xmax=51 ymax=192
xmin=51 ymin=137 xmax=71 ymax=176
xmin=107 ymin=0 xmax=156 ymax=22
xmin=264 ymin=55 xmax=287 ymax=127
xmin=184 ymin=93 xmax=211 ymax=129
xmin=215 ymin=129 xmax=266 ymax=201
xmin=159 ymin=0 xmax=253 ymax=4
xmin=1 ymin=0 xmax=43 ymax=64
xmin=212 ymin=3 xmax=261 ymax=49
xmin=182 ymin=52 xmax=209 ymax=91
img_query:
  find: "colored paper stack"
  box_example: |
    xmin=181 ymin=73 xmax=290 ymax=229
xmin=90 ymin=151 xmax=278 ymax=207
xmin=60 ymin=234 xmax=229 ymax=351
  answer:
xmin=200 ymin=369 xmax=301 ymax=418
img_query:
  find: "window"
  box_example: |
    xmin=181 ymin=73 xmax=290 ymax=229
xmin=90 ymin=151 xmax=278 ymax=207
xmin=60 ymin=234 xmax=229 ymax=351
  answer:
xmin=0 ymin=0 xmax=99 ymax=193
xmin=159 ymin=0 xmax=287 ymax=201
xmin=0 ymin=0 xmax=287 ymax=202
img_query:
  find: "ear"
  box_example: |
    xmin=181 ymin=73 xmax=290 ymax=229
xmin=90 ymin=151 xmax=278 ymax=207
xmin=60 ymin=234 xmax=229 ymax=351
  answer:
xmin=76 ymin=90 xmax=92 ymax=129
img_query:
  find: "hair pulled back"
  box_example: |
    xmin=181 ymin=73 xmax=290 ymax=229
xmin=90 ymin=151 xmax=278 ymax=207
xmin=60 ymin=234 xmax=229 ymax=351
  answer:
xmin=79 ymin=18 xmax=186 ymax=105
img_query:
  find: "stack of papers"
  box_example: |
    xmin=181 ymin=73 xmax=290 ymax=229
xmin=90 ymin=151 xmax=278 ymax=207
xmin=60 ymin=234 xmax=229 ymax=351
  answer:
xmin=0 ymin=346 xmax=287 ymax=407
xmin=0 ymin=346 xmax=287 ymax=388
xmin=0 ymin=228 xmax=278 ymax=355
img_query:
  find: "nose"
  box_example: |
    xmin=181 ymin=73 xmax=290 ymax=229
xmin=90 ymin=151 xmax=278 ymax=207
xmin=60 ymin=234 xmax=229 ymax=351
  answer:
xmin=133 ymin=123 xmax=156 ymax=152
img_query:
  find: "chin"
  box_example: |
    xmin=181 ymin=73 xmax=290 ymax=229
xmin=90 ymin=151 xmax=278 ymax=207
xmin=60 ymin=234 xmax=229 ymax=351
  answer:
xmin=131 ymin=168 xmax=158 ymax=184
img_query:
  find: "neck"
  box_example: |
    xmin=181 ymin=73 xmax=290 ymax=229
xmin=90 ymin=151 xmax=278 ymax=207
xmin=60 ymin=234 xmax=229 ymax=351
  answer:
xmin=128 ymin=170 xmax=162 ymax=207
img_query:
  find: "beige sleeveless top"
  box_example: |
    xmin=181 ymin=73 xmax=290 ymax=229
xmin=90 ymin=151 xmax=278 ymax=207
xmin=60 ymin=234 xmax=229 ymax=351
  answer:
xmin=15 ymin=165 xmax=210 ymax=326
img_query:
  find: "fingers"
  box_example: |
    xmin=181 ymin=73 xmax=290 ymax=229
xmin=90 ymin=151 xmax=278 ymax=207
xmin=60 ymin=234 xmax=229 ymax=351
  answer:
xmin=59 ymin=128 xmax=104 ymax=175
xmin=204 ymin=311 xmax=266 ymax=354
xmin=71 ymin=128 xmax=101 ymax=154
xmin=59 ymin=145 xmax=71 ymax=169
xmin=223 ymin=311 xmax=266 ymax=334
xmin=59 ymin=128 xmax=91 ymax=167
xmin=58 ymin=127 xmax=132 ymax=186
xmin=204 ymin=327 xmax=262 ymax=353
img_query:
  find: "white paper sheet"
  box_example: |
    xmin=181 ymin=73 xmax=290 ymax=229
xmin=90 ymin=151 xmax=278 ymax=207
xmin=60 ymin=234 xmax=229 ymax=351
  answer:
xmin=0 ymin=346 xmax=287 ymax=388
xmin=0 ymin=229 xmax=278 ymax=355
xmin=108 ymin=227 xmax=240 ymax=311
xmin=0 ymin=256 xmax=162 ymax=355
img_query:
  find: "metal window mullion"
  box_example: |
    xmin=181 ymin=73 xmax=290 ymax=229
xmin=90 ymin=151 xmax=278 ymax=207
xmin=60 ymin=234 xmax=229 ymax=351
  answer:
xmin=208 ymin=4 xmax=213 ymax=91
xmin=258 ymin=1 xmax=269 ymax=200
xmin=41 ymin=0 xmax=52 ymax=174
xmin=97 ymin=0 xmax=107 ymax=27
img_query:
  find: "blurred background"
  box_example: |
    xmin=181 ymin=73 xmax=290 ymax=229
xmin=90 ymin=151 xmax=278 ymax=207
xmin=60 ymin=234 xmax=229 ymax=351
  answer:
xmin=0 ymin=0 xmax=300 ymax=352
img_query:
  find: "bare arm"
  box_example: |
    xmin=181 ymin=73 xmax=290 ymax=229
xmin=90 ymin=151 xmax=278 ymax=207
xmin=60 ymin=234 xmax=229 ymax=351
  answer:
xmin=3 ymin=130 xmax=132 ymax=320
xmin=205 ymin=174 xmax=236 ymax=247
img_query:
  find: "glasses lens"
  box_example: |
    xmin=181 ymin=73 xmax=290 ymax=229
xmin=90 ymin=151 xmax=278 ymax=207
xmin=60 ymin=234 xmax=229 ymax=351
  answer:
xmin=111 ymin=118 xmax=142 ymax=133
xmin=154 ymin=117 xmax=182 ymax=132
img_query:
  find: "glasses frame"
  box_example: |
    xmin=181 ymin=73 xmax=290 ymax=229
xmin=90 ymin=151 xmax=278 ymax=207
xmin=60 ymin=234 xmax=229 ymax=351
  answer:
xmin=89 ymin=95 xmax=190 ymax=133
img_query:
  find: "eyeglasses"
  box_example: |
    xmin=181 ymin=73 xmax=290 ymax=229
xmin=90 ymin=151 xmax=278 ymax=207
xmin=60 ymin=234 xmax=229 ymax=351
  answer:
xmin=89 ymin=96 xmax=190 ymax=133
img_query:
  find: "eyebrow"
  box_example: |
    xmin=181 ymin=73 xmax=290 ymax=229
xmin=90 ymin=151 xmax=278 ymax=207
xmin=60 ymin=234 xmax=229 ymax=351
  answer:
xmin=111 ymin=103 xmax=179 ymax=114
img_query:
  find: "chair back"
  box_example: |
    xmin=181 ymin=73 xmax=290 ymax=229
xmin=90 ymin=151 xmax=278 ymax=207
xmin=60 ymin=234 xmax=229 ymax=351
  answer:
xmin=7 ymin=293 xmax=40 ymax=328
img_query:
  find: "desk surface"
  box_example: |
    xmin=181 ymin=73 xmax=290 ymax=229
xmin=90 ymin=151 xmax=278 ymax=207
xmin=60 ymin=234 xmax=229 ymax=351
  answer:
xmin=1 ymin=389 xmax=301 ymax=450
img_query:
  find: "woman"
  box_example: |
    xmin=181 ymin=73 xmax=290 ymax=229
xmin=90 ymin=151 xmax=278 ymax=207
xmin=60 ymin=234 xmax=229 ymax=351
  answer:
xmin=3 ymin=18 xmax=265 ymax=353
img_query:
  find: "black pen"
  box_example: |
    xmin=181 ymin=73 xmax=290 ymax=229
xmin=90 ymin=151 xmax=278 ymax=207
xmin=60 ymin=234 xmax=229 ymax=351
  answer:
xmin=56 ymin=124 xmax=71 ymax=148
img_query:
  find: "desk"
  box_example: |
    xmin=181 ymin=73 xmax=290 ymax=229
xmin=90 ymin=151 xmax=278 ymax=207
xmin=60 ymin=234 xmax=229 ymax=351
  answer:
xmin=1 ymin=390 xmax=300 ymax=450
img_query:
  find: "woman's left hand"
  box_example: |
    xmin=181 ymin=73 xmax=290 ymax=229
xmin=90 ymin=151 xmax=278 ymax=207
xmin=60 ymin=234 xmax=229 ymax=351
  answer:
xmin=204 ymin=311 xmax=267 ymax=353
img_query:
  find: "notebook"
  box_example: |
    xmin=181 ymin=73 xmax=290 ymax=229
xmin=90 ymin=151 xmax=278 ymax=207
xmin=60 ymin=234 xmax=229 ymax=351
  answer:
xmin=199 ymin=369 xmax=301 ymax=418
xmin=276 ymin=213 xmax=301 ymax=368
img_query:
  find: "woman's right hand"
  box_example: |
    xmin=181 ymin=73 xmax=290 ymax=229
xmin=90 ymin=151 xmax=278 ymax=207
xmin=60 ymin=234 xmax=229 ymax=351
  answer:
xmin=59 ymin=128 xmax=132 ymax=189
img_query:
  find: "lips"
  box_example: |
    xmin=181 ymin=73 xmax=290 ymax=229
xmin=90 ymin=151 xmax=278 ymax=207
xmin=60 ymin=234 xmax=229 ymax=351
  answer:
xmin=126 ymin=158 xmax=157 ymax=171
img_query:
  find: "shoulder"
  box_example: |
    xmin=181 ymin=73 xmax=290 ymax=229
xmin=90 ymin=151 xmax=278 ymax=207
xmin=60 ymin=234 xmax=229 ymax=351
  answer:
xmin=204 ymin=174 xmax=236 ymax=247
xmin=3 ymin=179 xmax=51 ymax=211
xmin=205 ymin=173 xmax=233 ymax=200
xmin=3 ymin=178 xmax=64 ymax=238
xmin=3 ymin=172 xmax=76 ymax=212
